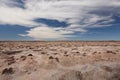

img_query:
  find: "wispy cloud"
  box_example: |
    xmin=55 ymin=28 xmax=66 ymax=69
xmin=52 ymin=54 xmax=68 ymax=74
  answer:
xmin=0 ymin=0 xmax=120 ymax=40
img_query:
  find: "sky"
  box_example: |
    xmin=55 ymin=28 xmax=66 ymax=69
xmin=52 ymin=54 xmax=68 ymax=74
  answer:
xmin=0 ymin=0 xmax=120 ymax=40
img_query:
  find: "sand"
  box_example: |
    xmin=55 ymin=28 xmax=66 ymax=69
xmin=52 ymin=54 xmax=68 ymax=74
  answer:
xmin=0 ymin=41 xmax=120 ymax=80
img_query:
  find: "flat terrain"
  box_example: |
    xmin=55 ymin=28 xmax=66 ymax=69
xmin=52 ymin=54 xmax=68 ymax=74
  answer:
xmin=0 ymin=41 xmax=120 ymax=80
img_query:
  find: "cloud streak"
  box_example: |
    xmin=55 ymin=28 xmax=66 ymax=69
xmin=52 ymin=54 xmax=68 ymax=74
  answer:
xmin=0 ymin=0 xmax=120 ymax=40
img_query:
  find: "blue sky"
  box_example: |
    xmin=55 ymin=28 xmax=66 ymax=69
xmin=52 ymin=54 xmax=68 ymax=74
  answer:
xmin=0 ymin=0 xmax=120 ymax=40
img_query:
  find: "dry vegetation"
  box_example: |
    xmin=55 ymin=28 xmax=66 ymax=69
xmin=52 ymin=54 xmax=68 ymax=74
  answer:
xmin=0 ymin=41 xmax=120 ymax=80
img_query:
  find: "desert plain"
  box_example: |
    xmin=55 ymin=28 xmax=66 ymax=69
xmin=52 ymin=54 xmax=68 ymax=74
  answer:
xmin=0 ymin=41 xmax=120 ymax=80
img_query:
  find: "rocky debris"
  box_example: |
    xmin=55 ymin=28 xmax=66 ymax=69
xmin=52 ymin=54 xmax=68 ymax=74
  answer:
xmin=33 ymin=49 xmax=42 ymax=51
xmin=6 ymin=56 xmax=15 ymax=65
xmin=28 ymin=54 xmax=33 ymax=56
xmin=106 ymin=50 xmax=116 ymax=54
xmin=72 ymin=48 xmax=78 ymax=50
xmin=2 ymin=50 xmax=22 ymax=55
xmin=0 ymin=41 xmax=120 ymax=80
xmin=2 ymin=67 xmax=14 ymax=75
xmin=103 ymin=66 xmax=120 ymax=80
xmin=20 ymin=56 xmax=26 ymax=61
xmin=110 ymin=71 xmax=120 ymax=80
xmin=41 ymin=51 xmax=46 ymax=54
xmin=101 ymin=66 xmax=113 ymax=72
xmin=50 ymin=49 xmax=57 ymax=51
xmin=59 ymin=70 xmax=82 ymax=80
xmin=82 ymin=65 xmax=120 ymax=80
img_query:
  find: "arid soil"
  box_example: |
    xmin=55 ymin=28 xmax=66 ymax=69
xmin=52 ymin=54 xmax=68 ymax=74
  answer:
xmin=0 ymin=41 xmax=120 ymax=80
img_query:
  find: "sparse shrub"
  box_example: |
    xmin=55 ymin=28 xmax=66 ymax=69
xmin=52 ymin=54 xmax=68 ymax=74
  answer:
xmin=83 ymin=53 xmax=86 ymax=56
xmin=72 ymin=48 xmax=78 ymax=50
xmin=106 ymin=50 xmax=113 ymax=53
xmin=49 ymin=56 xmax=54 ymax=59
xmin=55 ymin=57 xmax=59 ymax=62
xmin=106 ymin=50 xmax=116 ymax=54
xmin=76 ymin=51 xmax=79 ymax=54
xmin=53 ymin=53 xmax=58 ymax=55
xmin=64 ymin=54 xmax=69 ymax=57
xmin=112 ymin=52 xmax=116 ymax=54
xmin=102 ymin=66 xmax=112 ymax=72
xmin=29 ymin=47 xmax=33 ymax=49
xmin=2 ymin=67 xmax=14 ymax=74
xmin=41 ymin=52 xmax=46 ymax=54
xmin=93 ymin=51 xmax=97 ymax=54
xmin=64 ymin=51 xmax=67 ymax=54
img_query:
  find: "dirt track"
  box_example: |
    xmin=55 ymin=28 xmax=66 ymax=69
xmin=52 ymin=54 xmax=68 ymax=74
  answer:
xmin=0 ymin=41 xmax=120 ymax=80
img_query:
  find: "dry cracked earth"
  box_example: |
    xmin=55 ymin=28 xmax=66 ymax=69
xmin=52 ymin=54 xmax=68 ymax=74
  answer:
xmin=0 ymin=41 xmax=120 ymax=80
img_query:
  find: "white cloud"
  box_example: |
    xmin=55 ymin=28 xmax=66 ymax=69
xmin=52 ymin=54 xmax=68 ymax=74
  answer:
xmin=0 ymin=0 xmax=120 ymax=40
xmin=20 ymin=24 xmax=74 ymax=40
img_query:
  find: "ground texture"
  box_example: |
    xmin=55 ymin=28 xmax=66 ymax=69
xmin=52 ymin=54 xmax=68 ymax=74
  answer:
xmin=0 ymin=41 xmax=120 ymax=80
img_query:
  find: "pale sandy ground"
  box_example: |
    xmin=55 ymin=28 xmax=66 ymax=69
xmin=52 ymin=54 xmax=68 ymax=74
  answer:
xmin=0 ymin=41 xmax=120 ymax=80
